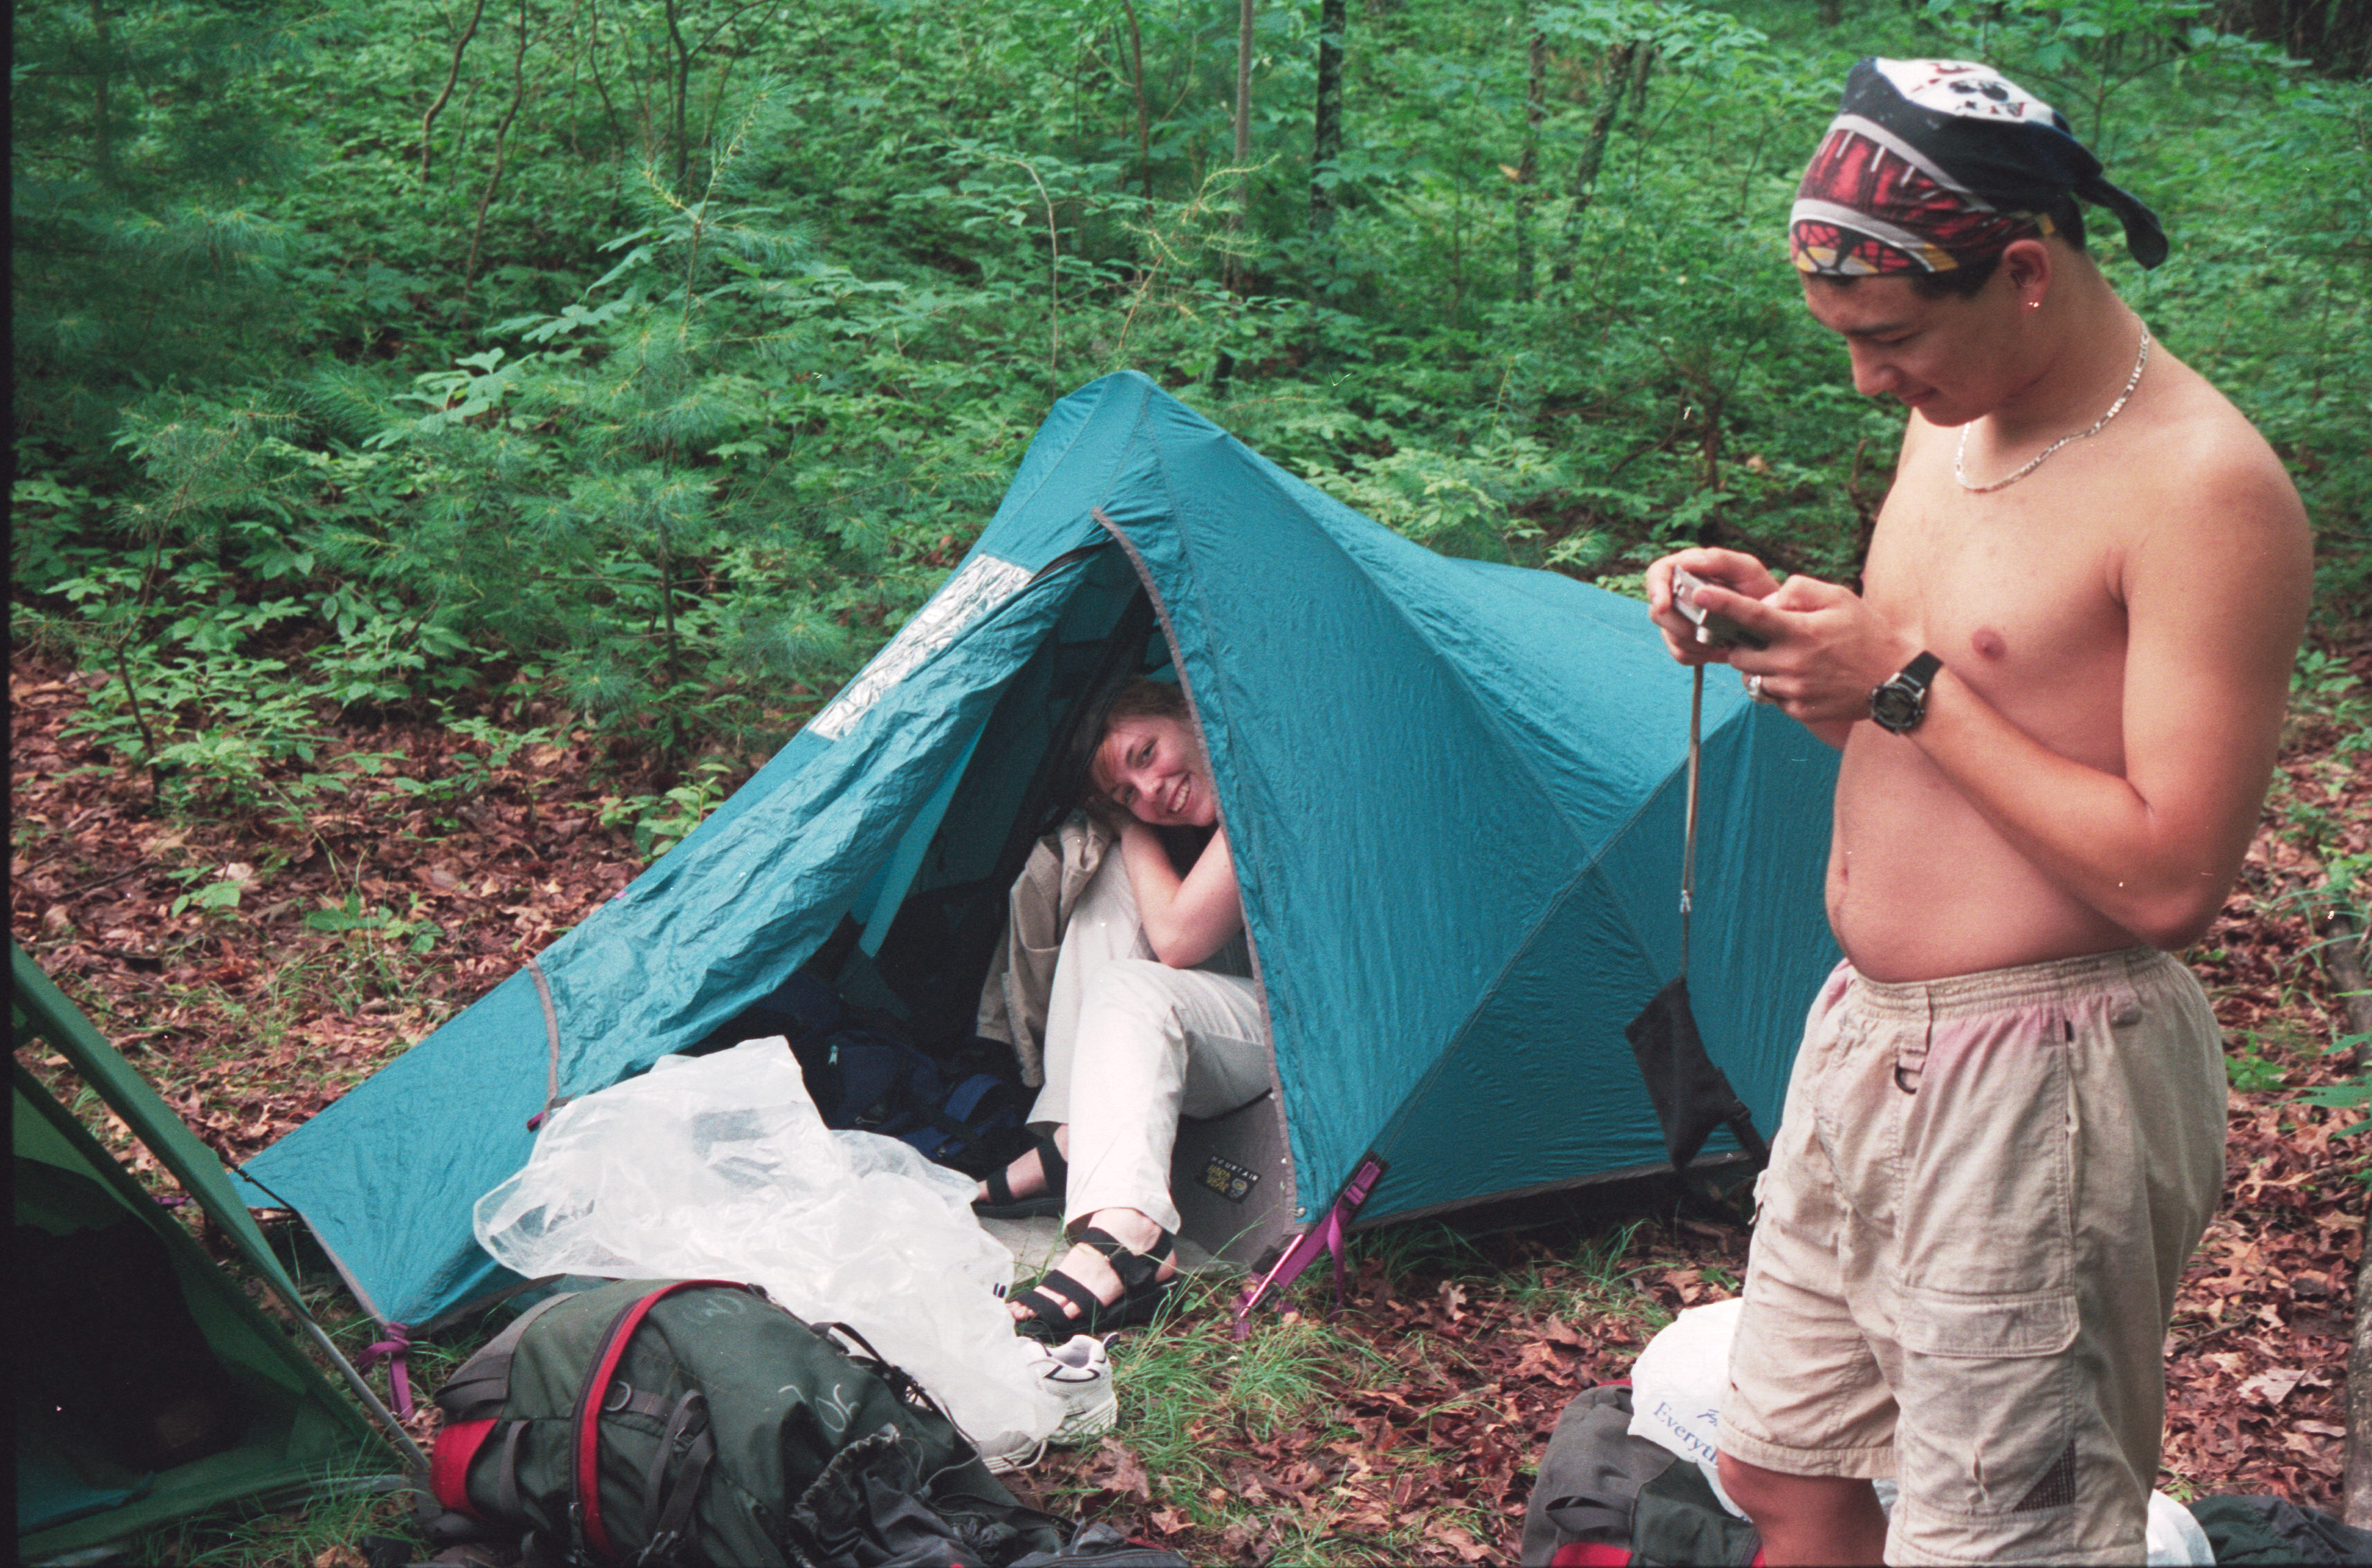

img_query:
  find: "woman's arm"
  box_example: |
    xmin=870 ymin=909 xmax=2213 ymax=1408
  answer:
xmin=1114 ymin=819 xmax=1243 ymax=967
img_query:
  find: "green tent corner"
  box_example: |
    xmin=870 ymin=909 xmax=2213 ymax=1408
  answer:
xmin=14 ymin=942 xmax=416 ymax=1562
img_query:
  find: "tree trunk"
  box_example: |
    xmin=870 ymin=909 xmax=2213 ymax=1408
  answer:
xmin=463 ymin=0 xmax=535 ymax=292
xmin=420 ymin=0 xmax=491 ymax=178
xmin=665 ymin=0 xmax=692 ymax=186
xmin=1622 ymin=39 xmax=1656 ymax=137
xmin=2330 ymin=906 xmax=2372 ymax=1529
xmin=90 ymin=0 xmax=115 ymax=183
xmin=2322 ymin=908 xmax=2372 ymax=1057
xmin=1551 ymin=41 xmax=1636 ymax=284
xmin=1514 ymin=22 xmax=1544 ymax=299
xmin=1310 ymin=0 xmax=1346 ymax=248
xmin=1234 ymin=0 xmax=1254 ymax=167
xmin=1227 ymin=0 xmax=1254 ymax=292
xmin=1120 ymin=0 xmax=1151 ymax=201
xmin=2353 ymin=1215 xmax=2372 ymax=1528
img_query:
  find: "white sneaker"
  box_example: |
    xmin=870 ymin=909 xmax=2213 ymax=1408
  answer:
xmin=974 ymin=1334 xmax=1119 ymax=1473
xmin=974 ymin=1427 xmax=1048 ymax=1475
xmin=1033 ymin=1334 xmax=1118 ymax=1445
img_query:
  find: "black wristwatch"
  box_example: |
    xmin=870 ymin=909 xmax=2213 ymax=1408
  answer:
xmin=1869 ymin=652 xmax=1943 ymax=735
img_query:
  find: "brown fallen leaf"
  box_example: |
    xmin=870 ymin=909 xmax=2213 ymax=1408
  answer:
xmin=1425 ymin=1520 xmax=1493 ymax=1563
xmin=1091 ymin=1436 xmax=1151 ymax=1503
xmin=2239 ymin=1367 xmax=2306 ymax=1406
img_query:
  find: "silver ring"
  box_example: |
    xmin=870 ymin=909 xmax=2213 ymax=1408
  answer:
xmin=1745 ymin=673 xmax=1772 ymax=704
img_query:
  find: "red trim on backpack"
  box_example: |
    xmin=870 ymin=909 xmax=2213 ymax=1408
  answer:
xmin=1549 ymin=1544 xmax=1635 ymax=1567
xmin=430 ymin=1417 xmax=499 ymax=1520
xmin=575 ymin=1280 xmax=744 ymax=1565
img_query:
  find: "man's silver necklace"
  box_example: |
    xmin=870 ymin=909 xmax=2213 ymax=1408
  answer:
xmin=1954 ymin=325 xmax=2152 ymax=494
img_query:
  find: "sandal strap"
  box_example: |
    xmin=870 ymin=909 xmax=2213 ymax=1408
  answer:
xmin=1077 ymin=1226 xmax=1174 ymax=1295
xmin=1014 ymin=1271 xmax=1099 ymax=1338
xmin=1035 ymin=1132 xmax=1068 ymax=1193
xmin=983 ymin=1134 xmax=1066 ymax=1211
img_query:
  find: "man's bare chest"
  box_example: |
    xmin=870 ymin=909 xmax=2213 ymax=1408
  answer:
xmin=1862 ymin=483 xmax=2131 ymax=738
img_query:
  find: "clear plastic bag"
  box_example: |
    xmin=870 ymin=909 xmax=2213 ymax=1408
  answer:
xmin=474 ymin=1038 xmax=1062 ymax=1443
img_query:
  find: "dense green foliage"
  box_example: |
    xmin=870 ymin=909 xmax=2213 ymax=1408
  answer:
xmin=14 ymin=0 xmax=2369 ymax=802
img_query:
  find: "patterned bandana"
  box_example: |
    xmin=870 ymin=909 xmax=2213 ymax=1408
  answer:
xmin=1790 ymin=58 xmax=2168 ymax=277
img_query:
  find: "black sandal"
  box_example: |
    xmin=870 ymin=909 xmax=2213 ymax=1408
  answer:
xmin=973 ymin=1132 xmax=1066 ymax=1220
xmin=1012 ymin=1225 xmax=1176 ymax=1342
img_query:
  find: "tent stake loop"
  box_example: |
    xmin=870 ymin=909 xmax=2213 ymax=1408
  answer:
xmin=1229 ymin=1154 xmax=1386 ymax=1338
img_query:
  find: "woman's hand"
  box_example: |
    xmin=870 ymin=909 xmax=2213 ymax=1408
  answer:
xmin=1080 ymin=793 xmax=1135 ymax=839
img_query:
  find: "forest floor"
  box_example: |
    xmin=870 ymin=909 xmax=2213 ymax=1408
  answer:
xmin=10 ymin=633 xmax=2367 ymax=1565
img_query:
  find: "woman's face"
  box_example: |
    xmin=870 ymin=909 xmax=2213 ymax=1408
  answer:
xmin=1091 ymin=713 xmax=1217 ymax=828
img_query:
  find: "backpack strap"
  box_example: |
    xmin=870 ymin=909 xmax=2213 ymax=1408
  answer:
xmin=814 ymin=1320 xmax=945 ymax=1423
xmin=437 ymin=1291 xmax=577 ymax=1421
xmin=494 ymin=1419 xmax=530 ymax=1523
xmin=570 ymin=1281 xmax=745 ymax=1567
xmin=1542 ymin=1493 xmax=1640 ymax=1538
xmin=636 ymin=1390 xmax=716 ymax=1567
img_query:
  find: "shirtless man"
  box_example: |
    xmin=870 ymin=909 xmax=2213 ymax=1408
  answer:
xmin=1644 ymin=59 xmax=2310 ymax=1566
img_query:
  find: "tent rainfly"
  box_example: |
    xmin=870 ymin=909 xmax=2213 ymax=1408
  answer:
xmin=238 ymin=371 xmax=1841 ymax=1335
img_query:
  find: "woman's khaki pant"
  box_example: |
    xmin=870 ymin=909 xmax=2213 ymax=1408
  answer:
xmin=1026 ymin=855 xmax=1270 ymax=1235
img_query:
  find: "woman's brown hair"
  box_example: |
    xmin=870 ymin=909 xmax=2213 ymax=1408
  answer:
xmin=1098 ymin=677 xmax=1189 ymax=731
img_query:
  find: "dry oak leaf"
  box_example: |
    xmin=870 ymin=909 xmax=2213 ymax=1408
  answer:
xmin=1091 ymin=1437 xmax=1151 ymax=1502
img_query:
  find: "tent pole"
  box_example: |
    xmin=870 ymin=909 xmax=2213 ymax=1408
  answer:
xmin=277 ymin=1303 xmax=431 ymax=1471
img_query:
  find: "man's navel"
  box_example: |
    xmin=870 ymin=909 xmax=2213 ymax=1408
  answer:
xmin=1972 ymin=625 xmax=2009 ymax=660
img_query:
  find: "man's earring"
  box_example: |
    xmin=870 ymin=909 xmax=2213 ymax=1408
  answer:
xmin=2026 ymin=298 xmax=2042 ymax=311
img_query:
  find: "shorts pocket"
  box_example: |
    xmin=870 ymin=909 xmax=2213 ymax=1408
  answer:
xmin=1895 ymin=1018 xmax=2075 ymax=1300
xmin=1897 ymin=1287 xmax=2077 ymax=1360
xmin=1893 ymin=1287 xmax=2079 ymax=1531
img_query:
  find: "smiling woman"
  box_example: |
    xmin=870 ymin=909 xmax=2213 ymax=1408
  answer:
xmin=972 ymin=678 xmax=1269 ymax=1343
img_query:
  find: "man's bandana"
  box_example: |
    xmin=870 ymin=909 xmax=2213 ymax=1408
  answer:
xmin=1790 ymin=58 xmax=2168 ymax=277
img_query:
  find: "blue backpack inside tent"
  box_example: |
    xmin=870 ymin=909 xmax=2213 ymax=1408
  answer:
xmin=237 ymin=371 xmax=1842 ymax=1335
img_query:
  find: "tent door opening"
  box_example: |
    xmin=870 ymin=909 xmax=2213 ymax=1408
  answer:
xmin=809 ymin=543 xmax=1299 ymax=1269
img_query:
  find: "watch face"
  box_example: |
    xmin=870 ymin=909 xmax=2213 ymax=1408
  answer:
xmin=1872 ymin=683 xmax=1921 ymax=731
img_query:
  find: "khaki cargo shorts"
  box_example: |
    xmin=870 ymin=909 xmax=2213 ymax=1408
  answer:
xmin=1718 ymin=948 xmax=2225 ymax=1565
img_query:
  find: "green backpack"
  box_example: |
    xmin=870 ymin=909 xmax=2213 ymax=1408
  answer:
xmin=426 ymin=1277 xmax=1058 ymax=1567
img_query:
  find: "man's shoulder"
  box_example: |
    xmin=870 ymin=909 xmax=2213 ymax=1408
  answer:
xmin=2113 ymin=355 xmax=2312 ymax=630
xmin=2128 ymin=354 xmax=2304 ymax=529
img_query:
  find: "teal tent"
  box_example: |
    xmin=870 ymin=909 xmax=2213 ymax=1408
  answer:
xmin=239 ymin=371 xmax=1840 ymax=1329
xmin=14 ymin=944 xmax=416 ymax=1560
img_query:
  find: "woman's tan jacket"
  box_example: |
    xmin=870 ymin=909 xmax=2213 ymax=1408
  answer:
xmin=974 ymin=812 xmax=1117 ymax=1087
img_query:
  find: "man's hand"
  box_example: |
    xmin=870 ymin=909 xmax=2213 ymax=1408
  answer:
xmin=1721 ymin=575 xmax=1923 ymax=729
xmin=1645 ymin=548 xmax=1783 ymax=665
